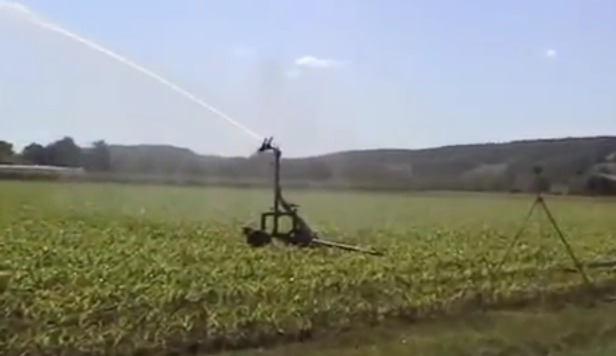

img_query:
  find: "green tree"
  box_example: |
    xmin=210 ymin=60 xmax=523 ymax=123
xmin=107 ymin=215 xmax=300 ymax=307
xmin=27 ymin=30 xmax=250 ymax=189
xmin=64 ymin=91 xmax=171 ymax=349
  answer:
xmin=0 ymin=141 xmax=14 ymax=163
xmin=46 ymin=137 xmax=82 ymax=167
xmin=21 ymin=143 xmax=47 ymax=164
xmin=83 ymin=140 xmax=111 ymax=172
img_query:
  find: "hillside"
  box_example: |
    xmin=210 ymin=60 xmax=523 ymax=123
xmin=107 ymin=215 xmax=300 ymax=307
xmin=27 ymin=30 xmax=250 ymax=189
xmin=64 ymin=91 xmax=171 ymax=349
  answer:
xmin=106 ymin=136 xmax=616 ymax=192
xmin=2 ymin=135 xmax=615 ymax=193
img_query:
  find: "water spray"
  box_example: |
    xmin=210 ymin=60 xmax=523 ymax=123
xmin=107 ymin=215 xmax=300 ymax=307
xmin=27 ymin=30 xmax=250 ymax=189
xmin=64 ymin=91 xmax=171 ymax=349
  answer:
xmin=2 ymin=2 xmax=379 ymax=255
xmin=0 ymin=1 xmax=30 ymax=15
xmin=0 ymin=1 xmax=264 ymax=143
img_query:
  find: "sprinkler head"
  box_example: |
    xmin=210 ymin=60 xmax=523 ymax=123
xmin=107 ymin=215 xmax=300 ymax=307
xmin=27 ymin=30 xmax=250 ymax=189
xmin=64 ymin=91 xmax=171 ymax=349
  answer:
xmin=258 ymin=137 xmax=275 ymax=152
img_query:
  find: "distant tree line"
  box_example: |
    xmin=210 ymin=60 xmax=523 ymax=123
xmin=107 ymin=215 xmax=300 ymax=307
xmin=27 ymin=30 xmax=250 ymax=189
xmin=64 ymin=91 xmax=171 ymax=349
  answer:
xmin=1 ymin=135 xmax=615 ymax=195
xmin=0 ymin=137 xmax=111 ymax=172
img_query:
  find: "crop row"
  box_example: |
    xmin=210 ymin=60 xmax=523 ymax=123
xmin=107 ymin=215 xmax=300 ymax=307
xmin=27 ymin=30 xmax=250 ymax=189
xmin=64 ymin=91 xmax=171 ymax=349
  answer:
xmin=1 ymin=211 xmax=614 ymax=355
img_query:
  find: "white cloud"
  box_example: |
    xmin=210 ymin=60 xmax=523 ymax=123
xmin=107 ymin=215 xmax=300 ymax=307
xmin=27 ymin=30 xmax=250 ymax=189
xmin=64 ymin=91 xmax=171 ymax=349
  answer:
xmin=545 ymin=48 xmax=558 ymax=58
xmin=294 ymin=55 xmax=347 ymax=69
xmin=232 ymin=45 xmax=257 ymax=58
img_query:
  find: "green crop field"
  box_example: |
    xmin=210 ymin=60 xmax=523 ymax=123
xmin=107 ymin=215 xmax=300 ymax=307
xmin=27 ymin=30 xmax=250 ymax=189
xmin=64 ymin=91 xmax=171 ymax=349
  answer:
xmin=1 ymin=180 xmax=615 ymax=355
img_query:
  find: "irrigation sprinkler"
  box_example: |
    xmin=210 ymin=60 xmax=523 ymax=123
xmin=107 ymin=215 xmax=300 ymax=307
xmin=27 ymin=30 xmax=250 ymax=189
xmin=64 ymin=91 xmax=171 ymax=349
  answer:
xmin=495 ymin=166 xmax=616 ymax=292
xmin=242 ymin=137 xmax=382 ymax=256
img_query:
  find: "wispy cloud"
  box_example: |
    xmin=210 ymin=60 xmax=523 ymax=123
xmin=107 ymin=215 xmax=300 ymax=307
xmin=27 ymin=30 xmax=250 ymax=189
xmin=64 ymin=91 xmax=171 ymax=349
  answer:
xmin=294 ymin=55 xmax=348 ymax=69
xmin=545 ymin=48 xmax=558 ymax=58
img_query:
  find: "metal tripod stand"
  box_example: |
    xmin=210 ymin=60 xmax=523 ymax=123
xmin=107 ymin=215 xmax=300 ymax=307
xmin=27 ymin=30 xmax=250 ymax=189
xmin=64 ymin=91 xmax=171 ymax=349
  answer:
xmin=495 ymin=171 xmax=593 ymax=289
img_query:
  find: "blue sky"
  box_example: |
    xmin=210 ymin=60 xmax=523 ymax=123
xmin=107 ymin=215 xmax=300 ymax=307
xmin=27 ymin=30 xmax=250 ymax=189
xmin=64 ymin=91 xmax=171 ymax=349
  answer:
xmin=1 ymin=0 xmax=614 ymax=157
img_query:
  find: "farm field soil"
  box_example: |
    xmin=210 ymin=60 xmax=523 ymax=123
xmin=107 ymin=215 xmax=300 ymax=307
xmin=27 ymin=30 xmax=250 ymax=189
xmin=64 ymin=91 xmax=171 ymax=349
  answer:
xmin=1 ymin=181 xmax=615 ymax=355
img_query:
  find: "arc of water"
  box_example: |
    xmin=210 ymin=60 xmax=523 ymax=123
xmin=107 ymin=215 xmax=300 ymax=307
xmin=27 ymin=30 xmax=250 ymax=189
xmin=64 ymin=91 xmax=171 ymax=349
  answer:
xmin=3 ymin=2 xmax=265 ymax=143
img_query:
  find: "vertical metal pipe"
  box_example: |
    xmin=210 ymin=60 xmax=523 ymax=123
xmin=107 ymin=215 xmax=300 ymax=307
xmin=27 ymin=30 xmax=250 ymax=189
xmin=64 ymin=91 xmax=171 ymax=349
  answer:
xmin=273 ymin=148 xmax=281 ymax=234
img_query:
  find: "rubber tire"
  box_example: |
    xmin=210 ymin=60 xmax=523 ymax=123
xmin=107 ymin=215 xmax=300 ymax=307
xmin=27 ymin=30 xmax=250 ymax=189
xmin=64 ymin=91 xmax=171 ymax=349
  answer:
xmin=245 ymin=229 xmax=272 ymax=247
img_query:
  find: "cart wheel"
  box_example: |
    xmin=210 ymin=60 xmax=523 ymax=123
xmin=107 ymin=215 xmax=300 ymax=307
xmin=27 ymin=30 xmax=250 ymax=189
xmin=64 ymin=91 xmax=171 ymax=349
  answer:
xmin=243 ymin=227 xmax=272 ymax=247
xmin=289 ymin=228 xmax=313 ymax=247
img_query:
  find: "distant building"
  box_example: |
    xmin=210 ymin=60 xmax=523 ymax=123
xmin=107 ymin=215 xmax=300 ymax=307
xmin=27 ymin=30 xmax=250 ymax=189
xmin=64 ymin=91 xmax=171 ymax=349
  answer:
xmin=586 ymin=173 xmax=616 ymax=195
xmin=0 ymin=164 xmax=85 ymax=179
xmin=567 ymin=161 xmax=616 ymax=196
